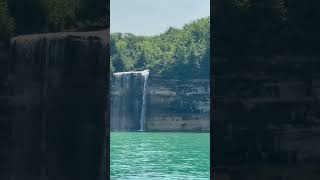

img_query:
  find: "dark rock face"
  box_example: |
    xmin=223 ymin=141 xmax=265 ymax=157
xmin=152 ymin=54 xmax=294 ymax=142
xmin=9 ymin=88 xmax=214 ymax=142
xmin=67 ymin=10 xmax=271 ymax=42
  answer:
xmin=213 ymin=57 xmax=320 ymax=179
xmin=0 ymin=42 xmax=11 ymax=178
xmin=110 ymin=71 xmax=148 ymax=131
xmin=9 ymin=31 xmax=109 ymax=180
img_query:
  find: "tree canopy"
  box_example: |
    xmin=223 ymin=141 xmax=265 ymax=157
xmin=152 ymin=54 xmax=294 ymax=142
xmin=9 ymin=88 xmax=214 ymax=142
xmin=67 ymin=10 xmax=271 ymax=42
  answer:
xmin=0 ymin=0 xmax=15 ymax=41
xmin=110 ymin=17 xmax=210 ymax=79
xmin=213 ymin=0 xmax=320 ymax=55
xmin=0 ymin=0 xmax=107 ymax=40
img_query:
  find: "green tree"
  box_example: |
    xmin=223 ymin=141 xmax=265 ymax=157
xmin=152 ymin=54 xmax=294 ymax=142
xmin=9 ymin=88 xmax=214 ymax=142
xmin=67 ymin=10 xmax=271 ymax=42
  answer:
xmin=111 ymin=54 xmax=125 ymax=72
xmin=48 ymin=0 xmax=78 ymax=31
xmin=135 ymin=51 xmax=147 ymax=70
xmin=0 ymin=0 xmax=15 ymax=40
xmin=110 ymin=58 xmax=115 ymax=73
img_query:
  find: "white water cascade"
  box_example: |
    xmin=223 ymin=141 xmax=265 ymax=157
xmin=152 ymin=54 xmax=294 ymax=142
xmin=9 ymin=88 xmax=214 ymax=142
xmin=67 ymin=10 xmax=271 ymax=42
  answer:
xmin=139 ymin=70 xmax=149 ymax=131
xmin=110 ymin=70 xmax=149 ymax=131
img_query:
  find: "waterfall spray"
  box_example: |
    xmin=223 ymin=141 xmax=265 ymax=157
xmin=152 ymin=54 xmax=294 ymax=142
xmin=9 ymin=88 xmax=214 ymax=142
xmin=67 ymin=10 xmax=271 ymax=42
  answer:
xmin=139 ymin=70 xmax=149 ymax=131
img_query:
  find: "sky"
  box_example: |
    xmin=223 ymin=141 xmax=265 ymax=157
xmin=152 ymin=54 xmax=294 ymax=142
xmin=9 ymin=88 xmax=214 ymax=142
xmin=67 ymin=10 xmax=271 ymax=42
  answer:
xmin=111 ymin=0 xmax=210 ymax=36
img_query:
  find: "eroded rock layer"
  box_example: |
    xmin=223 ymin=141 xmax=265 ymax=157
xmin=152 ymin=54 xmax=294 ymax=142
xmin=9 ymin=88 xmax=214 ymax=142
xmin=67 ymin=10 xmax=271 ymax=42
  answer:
xmin=110 ymin=74 xmax=210 ymax=132
xmin=146 ymin=76 xmax=210 ymax=131
xmin=213 ymin=57 xmax=320 ymax=179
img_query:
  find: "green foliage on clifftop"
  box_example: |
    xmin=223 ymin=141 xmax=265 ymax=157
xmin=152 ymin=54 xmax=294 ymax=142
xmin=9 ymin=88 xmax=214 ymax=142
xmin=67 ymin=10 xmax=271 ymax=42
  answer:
xmin=110 ymin=17 xmax=210 ymax=78
xmin=0 ymin=0 xmax=107 ymax=38
xmin=0 ymin=0 xmax=15 ymax=41
xmin=47 ymin=0 xmax=78 ymax=31
xmin=213 ymin=0 xmax=320 ymax=55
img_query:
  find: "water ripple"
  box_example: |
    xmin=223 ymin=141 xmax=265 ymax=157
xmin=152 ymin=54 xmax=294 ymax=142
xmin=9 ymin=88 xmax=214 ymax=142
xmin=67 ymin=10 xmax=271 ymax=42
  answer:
xmin=111 ymin=132 xmax=210 ymax=180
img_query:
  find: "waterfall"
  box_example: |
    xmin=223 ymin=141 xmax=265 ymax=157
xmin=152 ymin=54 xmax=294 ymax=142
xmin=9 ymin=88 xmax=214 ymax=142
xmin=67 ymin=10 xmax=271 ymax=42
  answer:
xmin=111 ymin=70 xmax=149 ymax=131
xmin=139 ymin=70 xmax=149 ymax=131
xmin=9 ymin=31 xmax=109 ymax=179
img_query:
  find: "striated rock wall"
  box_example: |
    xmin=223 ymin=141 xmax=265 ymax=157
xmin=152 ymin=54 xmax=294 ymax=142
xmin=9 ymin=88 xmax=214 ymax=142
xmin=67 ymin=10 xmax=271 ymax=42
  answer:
xmin=146 ymin=75 xmax=210 ymax=131
xmin=146 ymin=76 xmax=210 ymax=131
xmin=110 ymin=75 xmax=210 ymax=132
xmin=9 ymin=30 xmax=109 ymax=180
xmin=213 ymin=56 xmax=320 ymax=179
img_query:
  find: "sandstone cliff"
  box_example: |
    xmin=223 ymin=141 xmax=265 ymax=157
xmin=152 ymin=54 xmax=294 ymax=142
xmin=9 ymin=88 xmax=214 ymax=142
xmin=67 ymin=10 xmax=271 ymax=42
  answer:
xmin=146 ymin=75 xmax=210 ymax=131
xmin=110 ymin=73 xmax=210 ymax=132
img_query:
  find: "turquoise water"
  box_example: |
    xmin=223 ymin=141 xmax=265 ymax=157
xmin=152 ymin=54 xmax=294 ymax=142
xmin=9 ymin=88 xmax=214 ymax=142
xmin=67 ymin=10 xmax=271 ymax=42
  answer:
xmin=110 ymin=132 xmax=210 ymax=180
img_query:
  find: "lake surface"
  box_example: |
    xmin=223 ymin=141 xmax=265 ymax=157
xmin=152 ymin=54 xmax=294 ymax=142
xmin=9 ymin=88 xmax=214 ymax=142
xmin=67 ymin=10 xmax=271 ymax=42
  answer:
xmin=110 ymin=132 xmax=210 ymax=180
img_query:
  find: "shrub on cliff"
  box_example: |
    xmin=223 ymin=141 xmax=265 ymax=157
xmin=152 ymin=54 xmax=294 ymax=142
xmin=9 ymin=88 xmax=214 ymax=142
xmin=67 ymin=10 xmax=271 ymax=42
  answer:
xmin=0 ymin=0 xmax=15 ymax=41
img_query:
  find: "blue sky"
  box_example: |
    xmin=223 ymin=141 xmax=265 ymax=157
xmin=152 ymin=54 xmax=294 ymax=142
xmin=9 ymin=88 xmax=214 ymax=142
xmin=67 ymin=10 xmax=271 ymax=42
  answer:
xmin=111 ymin=0 xmax=210 ymax=36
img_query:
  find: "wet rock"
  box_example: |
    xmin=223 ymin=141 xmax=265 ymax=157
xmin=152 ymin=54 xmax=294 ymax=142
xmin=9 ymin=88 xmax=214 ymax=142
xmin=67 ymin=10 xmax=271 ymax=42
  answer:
xmin=9 ymin=30 xmax=109 ymax=180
